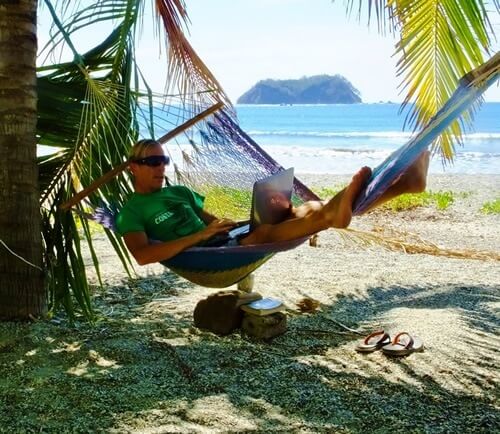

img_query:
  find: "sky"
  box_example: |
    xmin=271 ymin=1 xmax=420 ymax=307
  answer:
xmin=184 ymin=0 xmax=500 ymax=103
xmin=183 ymin=0 xmax=404 ymax=103
xmin=38 ymin=0 xmax=500 ymax=104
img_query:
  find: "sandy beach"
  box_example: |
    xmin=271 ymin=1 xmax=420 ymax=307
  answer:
xmin=88 ymin=174 xmax=500 ymax=432
xmin=1 ymin=173 xmax=499 ymax=432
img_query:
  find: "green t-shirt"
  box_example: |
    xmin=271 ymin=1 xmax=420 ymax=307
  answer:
xmin=115 ymin=185 xmax=206 ymax=242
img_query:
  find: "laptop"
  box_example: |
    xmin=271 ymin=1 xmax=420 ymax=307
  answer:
xmin=204 ymin=168 xmax=295 ymax=246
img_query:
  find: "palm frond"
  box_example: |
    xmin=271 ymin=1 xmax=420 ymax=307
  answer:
xmin=339 ymin=0 xmax=497 ymax=161
xmin=38 ymin=12 xmax=143 ymax=318
xmin=393 ymin=0 xmax=493 ymax=161
xmin=40 ymin=1 xmax=129 ymax=58
xmin=154 ymin=0 xmax=232 ymax=110
xmin=339 ymin=227 xmax=500 ymax=261
xmin=342 ymin=0 xmax=398 ymax=34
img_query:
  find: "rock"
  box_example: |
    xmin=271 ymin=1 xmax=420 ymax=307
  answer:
xmin=309 ymin=234 xmax=319 ymax=247
xmin=241 ymin=312 xmax=287 ymax=340
xmin=237 ymin=75 xmax=362 ymax=104
xmin=193 ymin=290 xmax=262 ymax=336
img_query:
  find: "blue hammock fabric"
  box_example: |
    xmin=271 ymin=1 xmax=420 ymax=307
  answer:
xmin=353 ymin=52 xmax=500 ymax=215
xmin=83 ymin=203 xmax=309 ymax=287
xmin=161 ymin=236 xmax=309 ymax=288
xmin=83 ymin=53 xmax=499 ymax=288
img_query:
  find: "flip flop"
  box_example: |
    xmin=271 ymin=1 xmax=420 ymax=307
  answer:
xmin=355 ymin=330 xmax=391 ymax=353
xmin=382 ymin=332 xmax=424 ymax=357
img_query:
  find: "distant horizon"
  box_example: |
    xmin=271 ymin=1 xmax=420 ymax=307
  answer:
xmin=37 ymin=1 xmax=500 ymax=104
xmin=233 ymin=73 xmax=500 ymax=104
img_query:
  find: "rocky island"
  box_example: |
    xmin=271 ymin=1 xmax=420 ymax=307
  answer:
xmin=237 ymin=74 xmax=362 ymax=104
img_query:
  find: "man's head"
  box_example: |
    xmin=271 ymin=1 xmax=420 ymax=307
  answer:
xmin=129 ymin=139 xmax=170 ymax=193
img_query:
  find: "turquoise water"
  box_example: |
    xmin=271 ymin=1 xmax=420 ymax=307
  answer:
xmin=39 ymin=102 xmax=500 ymax=175
xmin=235 ymin=103 xmax=500 ymax=174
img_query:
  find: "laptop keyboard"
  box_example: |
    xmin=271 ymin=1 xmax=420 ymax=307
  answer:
xmin=202 ymin=222 xmax=250 ymax=247
xmin=228 ymin=223 xmax=250 ymax=238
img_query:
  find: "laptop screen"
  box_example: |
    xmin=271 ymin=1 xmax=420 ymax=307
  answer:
xmin=250 ymin=167 xmax=295 ymax=230
xmin=202 ymin=168 xmax=295 ymax=246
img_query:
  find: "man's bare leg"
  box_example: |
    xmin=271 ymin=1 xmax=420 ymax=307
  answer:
xmin=292 ymin=150 xmax=431 ymax=218
xmin=362 ymin=150 xmax=430 ymax=212
xmin=240 ymin=151 xmax=429 ymax=245
xmin=240 ymin=167 xmax=371 ymax=245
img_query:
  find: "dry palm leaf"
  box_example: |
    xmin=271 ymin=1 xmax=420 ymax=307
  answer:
xmin=296 ymin=297 xmax=321 ymax=313
xmin=336 ymin=227 xmax=500 ymax=261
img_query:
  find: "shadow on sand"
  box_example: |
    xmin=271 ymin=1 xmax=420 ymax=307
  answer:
xmin=0 ymin=272 xmax=498 ymax=432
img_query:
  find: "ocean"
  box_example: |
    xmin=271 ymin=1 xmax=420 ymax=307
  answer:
xmin=235 ymin=103 xmax=500 ymax=175
xmin=38 ymin=102 xmax=500 ymax=175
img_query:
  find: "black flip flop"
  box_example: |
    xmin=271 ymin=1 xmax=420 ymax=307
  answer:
xmin=382 ymin=332 xmax=424 ymax=357
xmin=356 ymin=330 xmax=391 ymax=353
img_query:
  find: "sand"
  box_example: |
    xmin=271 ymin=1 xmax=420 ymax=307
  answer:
xmin=1 ymin=174 xmax=498 ymax=432
xmin=82 ymin=173 xmax=499 ymax=432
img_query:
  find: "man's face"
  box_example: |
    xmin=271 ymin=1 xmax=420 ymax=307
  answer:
xmin=130 ymin=144 xmax=169 ymax=193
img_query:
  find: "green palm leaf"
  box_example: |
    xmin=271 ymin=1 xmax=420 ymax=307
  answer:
xmin=341 ymin=0 xmax=498 ymax=161
xmin=393 ymin=0 xmax=493 ymax=160
xmin=37 ymin=0 xmax=231 ymax=320
xmin=38 ymin=3 xmax=146 ymax=320
xmin=38 ymin=9 xmax=142 ymax=319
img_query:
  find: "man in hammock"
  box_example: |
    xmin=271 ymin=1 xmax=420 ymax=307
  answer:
xmin=116 ymin=139 xmax=429 ymax=265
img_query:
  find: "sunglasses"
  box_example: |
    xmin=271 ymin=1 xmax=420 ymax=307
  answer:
xmin=133 ymin=155 xmax=170 ymax=167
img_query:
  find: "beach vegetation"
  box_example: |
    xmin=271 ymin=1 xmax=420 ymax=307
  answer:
xmin=430 ymin=191 xmax=455 ymax=210
xmin=459 ymin=191 xmax=473 ymax=199
xmin=311 ymin=185 xmax=346 ymax=199
xmin=480 ymin=198 xmax=500 ymax=214
xmin=203 ymin=187 xmax=252 ymax=220
xmin=384 ymin=193 xmax=431 ymax=211
xmin=383 ymin=190 xmax=455 ymax=211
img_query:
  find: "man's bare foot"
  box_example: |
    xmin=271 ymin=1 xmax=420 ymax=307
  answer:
xmin=322 ymin=166 xmax=372 ymax=228
xmin=397 ymin=150 xmax=430 ymax=193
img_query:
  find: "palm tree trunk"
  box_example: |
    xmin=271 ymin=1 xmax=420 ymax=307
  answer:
xmin=0 ymin=0 xmax=46 ymax=319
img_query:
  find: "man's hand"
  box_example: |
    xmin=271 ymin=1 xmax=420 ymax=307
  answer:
xmin=199 ymin=218 xmax=237 ymax=241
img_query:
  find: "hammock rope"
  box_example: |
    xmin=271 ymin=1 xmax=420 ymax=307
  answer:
xmin=73 ymin=52 xmax=500 ymax=288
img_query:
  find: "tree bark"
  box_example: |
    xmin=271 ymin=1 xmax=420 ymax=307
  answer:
xmin=0 ymin=0 xmax=46 ymax=319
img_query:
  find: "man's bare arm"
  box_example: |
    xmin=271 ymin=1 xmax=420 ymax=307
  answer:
xmin=123 ymin=219 xmax=236 ymax=265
